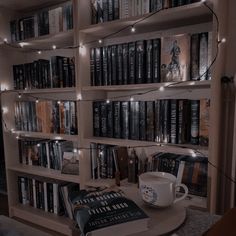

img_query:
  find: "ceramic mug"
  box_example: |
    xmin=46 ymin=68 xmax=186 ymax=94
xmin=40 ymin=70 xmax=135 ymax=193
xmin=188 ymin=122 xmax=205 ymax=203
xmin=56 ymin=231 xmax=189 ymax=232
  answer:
xmin=139 ymin=172 xmax=188 ymax=207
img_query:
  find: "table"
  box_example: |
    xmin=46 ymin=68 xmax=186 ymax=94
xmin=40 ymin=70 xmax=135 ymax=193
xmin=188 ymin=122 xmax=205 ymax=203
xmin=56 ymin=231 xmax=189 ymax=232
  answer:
xmin=120 ymin=185 xmax=186 ymax=236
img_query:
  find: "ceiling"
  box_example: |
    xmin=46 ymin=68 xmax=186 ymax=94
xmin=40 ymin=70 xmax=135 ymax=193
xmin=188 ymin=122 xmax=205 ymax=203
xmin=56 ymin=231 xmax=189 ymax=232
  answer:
xmin=0 ymin=0 xmax=65 ymax=12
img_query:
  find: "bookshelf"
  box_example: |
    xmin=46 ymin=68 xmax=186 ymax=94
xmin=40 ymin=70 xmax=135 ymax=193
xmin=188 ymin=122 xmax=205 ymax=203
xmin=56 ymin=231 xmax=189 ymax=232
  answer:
xmin=0 ymin=0 xmax=228 ymax=235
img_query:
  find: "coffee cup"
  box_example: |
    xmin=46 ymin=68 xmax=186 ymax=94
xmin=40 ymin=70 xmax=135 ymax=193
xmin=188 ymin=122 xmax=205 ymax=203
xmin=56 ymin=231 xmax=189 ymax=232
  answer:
xmin=139 ymin=172 xmax=188 ymax=207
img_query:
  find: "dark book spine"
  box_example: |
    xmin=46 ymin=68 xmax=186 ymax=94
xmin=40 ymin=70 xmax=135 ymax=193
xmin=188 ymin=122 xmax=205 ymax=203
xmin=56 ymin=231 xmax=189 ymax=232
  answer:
xmin=155 ymin=100 xmax=161 ymax=142
xmin=62 ymin=57 xmax=70 ymax=87
xmin=178 ymin=0 xmax=186 ymax=6
xmin=113 ymin=101 xmax=121 ymax=138
xmin=103 ymin=0 xmax=109 ymax=22
xmin=171 ymin=0 xmax=179 ymax=7
xmin=153 ymin=38 xmax=161 ymax=83
xmin=122 ymin=43 xmax=129 ymax=85
xmin=91 ymin=0 xmax=97 ymax=24
xmin=161 ymin=99 xmax=171 ymax=143
xmin=114 ymin=0 xmax=120 ymax=20
xmin=97 ymin=0 xmax=104 ymax=23
xmin=95 ymin=47 xmax=103 ymax=86
xmin=139 ymin=101 xmax=146 ymax=141
xmin=146 ymin=101 xmax=155 ymax=141
xmin=100 ymin=102 xmax=108 ymax=137
xmin=199 ymin=32 xmax=208 ymax=80
xmin=121 ymin=101 xmax=130 ymax=139
xmin=69 ymin=57 xmax=75 ymax=87
xmin=129 ymin=101 xmax=140 ymax=140
xmin=93 ymin=102 xmax=101 ymax=137
xmin=90 ymin=48 xmax=96 ymax=86
xmin=108 ymin=0 xmax=114 ymax=21
xmin=107 ymin=46 xmax=112 ymax=85
xmin=128 ymin=150 xmax=139 ymax=183
xmin=102 ymin=46 xmax=108 ymax=85
xmin=136 ymin=40 xmax=145 ymax=84
xmin=117 ymin=44 xmax=123 ymax=85
xmin=190 ymin=34 xmax=200 ymax=80
xmin=107 ymin=102 xmax=113 ymax=138
xmin=111 ymin=45 xmax=117 ymax=85
xmin=128 ymin=42 xmax=136 ymax=84
xmin=170 ymin=99 xmax=178 ymax=144
xmin=146 ymin=39 xmax=153 ymax=83
xmin=190 ymin=100 xmax=200 ymax=145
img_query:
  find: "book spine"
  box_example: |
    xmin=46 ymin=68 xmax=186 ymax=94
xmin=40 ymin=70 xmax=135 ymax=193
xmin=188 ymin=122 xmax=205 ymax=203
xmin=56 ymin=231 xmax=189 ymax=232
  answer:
xmin=128 ymin=42 xmax=136 ymax=84
xmin=102 ymin=46 xmax=108 ymax=85
xmin=146 ymin=40 xmax=153 ymax=83
xmin=142 ymin=0 xmax=150 ymax=14
xmin=114 ymin=0 xmax=120 ymax=20
xmin=95 ymin=47 xmax=103 ymax=86
xmin=93 ymin=102 xmax=101 ymax=136
xmin=117 ymin=44 xmax=123 ymax=85
xmin=121 ymin=101 xmax=130 ymax=139
xmin=91 ymin=0 xmax=98 ymax=24
xmin=136 ymin=40 xmax=145 ymax=84
xmin=108 ymin=0 xmax=114 ymax=21
xmin=170 ymin=99 xmax=178 ymax=144
xmin=90 ymin=143 xmax=98 ymax=179
xmin=111 ymin=45 xmax=117 ymax=85
xmin=129 ymin=101 xmax=140 ymax=140
xmin=107 ymin=102 xmax=113 ymax=138
xmin=103 ymin=0 xmax=109 ymax=22
xmin=122 ymin=43 xmax=129 ymax=84
xmin=139 ymin=101 xmax=146 ymax=141
xmin=162 ymin=99 xmax=171 ymax=143
xmin=207 ymin=32 xmax=212 ymax=80
xmin=155 ymin=100 xmax=161 ymax=142
xmin=199 ymin=32 xmax=208 ymax=80
xmin=107 ymin=46 xmax=112 ymax=85
xmin=190 ymin=100 xmax=200 ymax=145
xmin=153 ymin=38 xmax=161 ymax=83
xmin=53 ymin=183 xmax=59 ymax=214
xmin=190 ymin=33 xmax=200 ymax=80
xmin=97 ymin=0 xmax=104 ymax=23
xmin=113 ymin=101 xmax=121 ymax=138
xmin=146 ymin=101 xmax=155 ymax=141
xmin=100 ymin=102 xmax=108 ymax=137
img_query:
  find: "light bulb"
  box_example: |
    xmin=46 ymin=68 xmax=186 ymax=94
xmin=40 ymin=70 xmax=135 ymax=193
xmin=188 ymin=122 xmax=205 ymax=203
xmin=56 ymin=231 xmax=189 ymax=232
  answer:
xmin=98 ymin=39 xmax=102 ymax=44
xmin=18 ymin=94 xmax=22 ymax=98
xmin=106 ymin=99 xmax=110 ymax=104
xmin=221 ymin=38 xmax=226 ymax=43
xmin=130 ymin=97 xmax=134 ymax=101
xmin=159 ymin=86 xmax=165 ymax=92
xmin=37 ymin=51 xmax=42 ymax=55
xmin=131 ymin=26 xmax=136 ymax=33
xmin=52 ymin=45 xmax=56 ymax=50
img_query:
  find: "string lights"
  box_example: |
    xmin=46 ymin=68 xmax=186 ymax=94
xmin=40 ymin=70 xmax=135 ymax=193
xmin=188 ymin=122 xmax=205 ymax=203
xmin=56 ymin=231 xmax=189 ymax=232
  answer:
xmin=0 ymin=1 xmax=233 ymax=185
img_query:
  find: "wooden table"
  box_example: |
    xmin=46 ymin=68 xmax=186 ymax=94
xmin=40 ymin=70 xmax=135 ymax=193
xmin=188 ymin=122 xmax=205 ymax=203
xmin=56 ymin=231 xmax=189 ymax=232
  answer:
xmin=120 ymin=184 xmax=186 ymax=236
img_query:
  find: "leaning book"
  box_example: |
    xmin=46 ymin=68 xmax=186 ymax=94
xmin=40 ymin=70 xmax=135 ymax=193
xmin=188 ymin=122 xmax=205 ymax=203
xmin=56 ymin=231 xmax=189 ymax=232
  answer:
xmin=71 ymin=188 xmax=149 ymax=236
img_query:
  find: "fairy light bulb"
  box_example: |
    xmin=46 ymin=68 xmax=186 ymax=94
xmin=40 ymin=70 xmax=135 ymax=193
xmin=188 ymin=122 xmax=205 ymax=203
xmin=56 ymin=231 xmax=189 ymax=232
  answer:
xmin=159 ymin=86 xmax=165 ymax=92
xmin=131 ymin=26 xmax=136 ymax=32
xmin=98 ymin=39 xmax=102 ymax=44
xmin=37 ymin=51 xmax=42 ymax=55
xmin=130 ymin=97 xmax=134 ymax=102
xmin=106 ymin=99 xmax=110 ymax=104
xmin=52 ymin=45 xmax=56 ymax=50
xmin=18 ymin=93 xmax=22 ymax=98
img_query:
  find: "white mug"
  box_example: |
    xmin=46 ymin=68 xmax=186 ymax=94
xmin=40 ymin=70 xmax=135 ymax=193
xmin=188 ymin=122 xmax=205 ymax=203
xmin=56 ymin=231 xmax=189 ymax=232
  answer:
xmin=139 ymin=172 xmax=188 ymax=207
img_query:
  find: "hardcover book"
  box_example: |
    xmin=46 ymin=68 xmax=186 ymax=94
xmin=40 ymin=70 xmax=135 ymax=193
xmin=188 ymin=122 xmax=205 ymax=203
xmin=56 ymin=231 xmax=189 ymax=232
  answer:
xmin=71 ymin=188 xmax=149 ymax=236
xmin=161 ymin=34 xmax=190 ymax=82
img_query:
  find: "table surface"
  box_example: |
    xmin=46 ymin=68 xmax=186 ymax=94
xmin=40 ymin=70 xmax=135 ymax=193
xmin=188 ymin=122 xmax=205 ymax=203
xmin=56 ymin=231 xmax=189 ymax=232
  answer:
xmin=120 ymin=184 xmax=187 ymax=236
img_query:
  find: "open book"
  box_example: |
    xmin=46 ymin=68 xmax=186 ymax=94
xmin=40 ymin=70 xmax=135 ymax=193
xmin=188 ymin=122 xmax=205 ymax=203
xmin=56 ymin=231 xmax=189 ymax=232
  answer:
xmin=70 ymin=188 xmax=149 ymax=236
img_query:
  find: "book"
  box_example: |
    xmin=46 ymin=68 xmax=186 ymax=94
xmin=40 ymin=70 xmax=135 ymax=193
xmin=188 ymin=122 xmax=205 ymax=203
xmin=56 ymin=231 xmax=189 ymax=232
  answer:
xmin=71 ymin=188 xmax=149 ymax=236
xmin=190 ymin=100 xmax=200 ymax=145
xmin=161 ymin=34 xmax=190 ymax=82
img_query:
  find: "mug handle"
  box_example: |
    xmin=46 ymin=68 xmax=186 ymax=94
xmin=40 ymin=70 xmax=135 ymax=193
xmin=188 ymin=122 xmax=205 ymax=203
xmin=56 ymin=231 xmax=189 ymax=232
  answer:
xmin=173 ymin=183 xmax=188 ymax=204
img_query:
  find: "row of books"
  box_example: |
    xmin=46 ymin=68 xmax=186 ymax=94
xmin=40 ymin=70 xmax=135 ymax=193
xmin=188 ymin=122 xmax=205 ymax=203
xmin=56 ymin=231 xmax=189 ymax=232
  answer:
xmin=93 ymin=99 xmax=210 ymax=146
xmin=15 ymin=100 xmax=78 ymax=135
xmin=13 ymin=56 xmax=75 ymax=90
xmin=151 ymin=152 xmax=208 ymax=197
xmin=91 ymin=0 xmax=199 ymax=24
xmin=18 ymin=140 xmax=75 ymax=171
xmin=10 ymin=3 xmax=73 ymax=42
xmin=90 ymin=32 xmax=211 ymax=86
xmin=18 ymin=176 xmax=80 ymax=219
xmin=90 ymin=143 xmax=141 ymax=184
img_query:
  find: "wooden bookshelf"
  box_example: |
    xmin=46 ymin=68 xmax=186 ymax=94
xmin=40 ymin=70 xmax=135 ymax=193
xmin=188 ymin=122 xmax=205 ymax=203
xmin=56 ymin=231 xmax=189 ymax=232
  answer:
xmin=0 ymin=0 xmax=229 ymax=234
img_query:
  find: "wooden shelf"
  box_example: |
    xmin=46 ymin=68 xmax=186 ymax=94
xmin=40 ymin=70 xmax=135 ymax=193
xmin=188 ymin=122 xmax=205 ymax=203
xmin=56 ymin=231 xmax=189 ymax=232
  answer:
xmin=8 ymin=164 xmax=80 ymax=183
xmin=85 ymin=137 xmax=209 ymax=156
xmin=10 ymin=204 xmax=75 ymax=236
xmin=11 ymin=29 xmax=74 ymax=50
xmin=82 ymin=81 xmax=211 ymax=92
xmin=80 ymin=2 xmax=212 ymax=41
xmin=17 ymin=87 xmax=76 ymax=94
xmin=14 ymin=131 xmax=79 ymax=142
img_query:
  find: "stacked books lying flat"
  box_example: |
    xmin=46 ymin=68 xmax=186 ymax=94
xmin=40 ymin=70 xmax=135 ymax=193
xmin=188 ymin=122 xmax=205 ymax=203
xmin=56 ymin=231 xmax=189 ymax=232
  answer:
xmin=90 ymin=144 xmax=208 ymax=197
xmin=13 ymin=56 xmax=75 ymax=90
xmin=93 ymin=99 xmax=210 ymax=146
xmin=72 ymin=188 xmax=149 ymax=236
xmin=10 ymin=2 xmax=73 ymax=42
xmin=18 ymin=176 xmax=80 ymax=219
xmin=90 ymin=32 xmax=211 ymax=85
xmin=18 ymin=139 xmax=78 ymax=173
xmin=91 ymin=0 xmax=200 ymax=24
xmin=15 ymin=100 xmax=78 ymax=135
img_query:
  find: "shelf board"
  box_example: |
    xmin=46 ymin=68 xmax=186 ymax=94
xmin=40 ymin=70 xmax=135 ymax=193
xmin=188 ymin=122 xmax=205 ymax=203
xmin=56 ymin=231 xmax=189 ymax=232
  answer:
xmin=82 ymin=80 xmax=211 ymax=92
xmin=8 ymin=164 xmax=80 ymax=183
xmin=80 ymin=2 xmax=212 ymax=41
xmin=17 ymin=87 xmax=76 ymax=94
xmin=14 ymin=131 xmax=79 ymax=142
xmin=11 ymin=29 xmax=74 ymax=50
xmin=85 ymin=137 xmax=209 ymax=156
xmin=10 ymin=204 xmax=75 ymax=236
